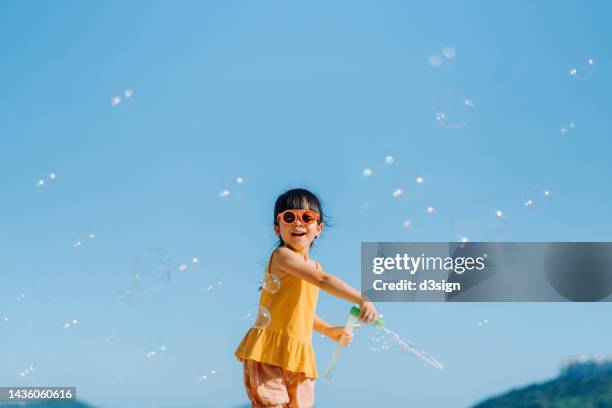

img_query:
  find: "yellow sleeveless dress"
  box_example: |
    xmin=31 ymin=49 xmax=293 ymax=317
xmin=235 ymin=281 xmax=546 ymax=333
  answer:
xmin=234 ymin=251 xmax=320 ymax=379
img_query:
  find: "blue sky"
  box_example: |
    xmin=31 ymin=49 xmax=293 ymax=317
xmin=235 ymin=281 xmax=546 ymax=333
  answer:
xmin=1 ymin=1 xmax=611 ymax=407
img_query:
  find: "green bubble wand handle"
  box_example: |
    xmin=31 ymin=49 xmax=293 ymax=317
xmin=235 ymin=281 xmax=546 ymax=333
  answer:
xmin=323 ymin=306 xmax=385 ymax=380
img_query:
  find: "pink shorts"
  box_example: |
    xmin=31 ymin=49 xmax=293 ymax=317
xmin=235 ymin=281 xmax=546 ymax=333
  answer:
xmin=242 ymin=359 xmax=315 ymax=408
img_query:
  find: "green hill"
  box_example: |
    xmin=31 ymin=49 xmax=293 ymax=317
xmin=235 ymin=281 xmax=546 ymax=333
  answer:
xmin=472 ymin=373 xmax=612 ymax=408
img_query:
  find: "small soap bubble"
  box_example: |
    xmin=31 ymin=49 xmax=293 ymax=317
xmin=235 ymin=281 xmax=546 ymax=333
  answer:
xmin=426 ymin=206 xmax=435 ymax=214
xmin=73 ymin=228 xmax=97 ymax=249
xmin=3 ymin=316 xmax=9 ymax=322
xmin=145 ymin=340 xmax=169 ymax=360
xmin=131 ymin=248 xmax=171 ymax=293
xmin=477 ymin=319 xmax=489 ymax=327
xmin=16 ymin=293 xmax=25 ymax=302
xmin=384 ymin=156 xmax=394 ymax=165
xmin=363 ymin=168 xmax=372 ymax=177
xmin=451 ymin=200 xmax=508 ymax=242
xmin=435 ymin=91 xmax=475 ymax=129
xmin=105 ymin=334 xmax=117 ymax=342
xmin=111 ymin=96 xmax=122 ymax=106
xmin=253 ymin=306 xmax=271 ymax=329
xmin=428 ymin=54 xmax=443 ymax=67
xmin=48 ymin=172 xmax=56 ymax=180
xmin=18 ymin=363 xmax=35 ymax=377
xmin=441 ymin=46 xmax=456 ymax=59
xmin=219 ymin=189 xmax=230 ymax=198
xmin=35 ymin=179 xmax=45 ymax=187
xmin=260 ymin=273 xmax=281 ymax=294
xmin=560 ymin=122 xmax=576 ymax=135
xmin=197 ymin=368 xmax=218 ymax=383
xmin=569 ymin=55 xmax=595 ymax=80
xmin=402 ymin=219 xmax=412 ymax=228
xmin=523 ymin=184 xmax=553 ymax=210
xmin=391 ymin=169 xmax=426 ymax=203
xmin=117 ymin=286 xmax=135 ymax=302
xmin=236 ymin=176 xmax=244 ymax=184
xmin=124 ymin=89 xmax=133 ymax=98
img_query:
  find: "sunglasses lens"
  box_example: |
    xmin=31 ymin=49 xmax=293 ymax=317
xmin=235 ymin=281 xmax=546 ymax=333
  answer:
xmin=302 ymin=211 xmax=316 ymax=224
xmin=282 ymin=211 xmax=296 ymax=224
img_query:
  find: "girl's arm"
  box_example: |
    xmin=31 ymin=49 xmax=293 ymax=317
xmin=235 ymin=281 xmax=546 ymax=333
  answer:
xmin=274 ymin=247 xmax=378 ymax=323
xmin=314 ymin=313 xmax=354 ymax=345
xmin=313 ymin=314 xmax=332 ymax=335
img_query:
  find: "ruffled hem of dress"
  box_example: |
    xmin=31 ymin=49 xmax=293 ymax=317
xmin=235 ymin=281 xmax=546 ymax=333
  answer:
xmin=234 ymin=328 xmax=318 ymax=379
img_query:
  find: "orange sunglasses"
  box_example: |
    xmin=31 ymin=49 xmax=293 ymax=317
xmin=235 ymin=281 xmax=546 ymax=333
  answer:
xmin=277 ymin=209 xmax=320 ymax=226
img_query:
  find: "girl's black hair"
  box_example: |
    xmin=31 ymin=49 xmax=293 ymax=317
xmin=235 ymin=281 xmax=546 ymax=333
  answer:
xmin=273 ymin=188 xmax=330 ymax=248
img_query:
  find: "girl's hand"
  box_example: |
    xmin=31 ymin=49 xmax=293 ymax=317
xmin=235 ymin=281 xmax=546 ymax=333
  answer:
xmin=358 ymin=300 xmax=378 ymax=324
xmin=324 ymin=326 xmax=354 ymax=346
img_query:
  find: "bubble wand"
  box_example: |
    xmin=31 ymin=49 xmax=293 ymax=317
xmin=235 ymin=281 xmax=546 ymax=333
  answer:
xmin=324 ymin=306 xmax=384 ymax=379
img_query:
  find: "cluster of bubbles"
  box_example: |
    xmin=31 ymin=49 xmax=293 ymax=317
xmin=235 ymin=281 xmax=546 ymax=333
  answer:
xmin=477 ymin=319 xmax=489 ymax=327
xmin=104 ymin=334 xmax=117 ymax=342
xmin=35 ymin=171 xmax=57 ymax=188
xmin=435 ymin=91 xmax=475 ymax=128
xmin=62 ymin=318 xmax=80 ymax=329
xmin=18 ymin=362 xmax=35 ymax=377
xmin=111 ymin=89 xmax=133 ymax=106
xmin=16 ymin=293 xmax=25 ymax=302
xmin=145 ymin=340 xmax=169 ymax=360
xmin=251 ymin=269 xmax=281 ymax=329
xmin=428 ymin=46 xmax=456 ymax=68
xmin=73 ymin=228 xmax=97 ymax=249
xmin=560 ymin=122 xmax=576 ymax=135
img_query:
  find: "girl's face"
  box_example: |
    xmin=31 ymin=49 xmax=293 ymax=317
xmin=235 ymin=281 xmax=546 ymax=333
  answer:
xmin=274 ymin=207 xmax=323 ymax=253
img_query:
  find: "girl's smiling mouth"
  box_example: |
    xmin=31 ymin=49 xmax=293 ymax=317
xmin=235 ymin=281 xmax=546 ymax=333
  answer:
xmin=291 ymin=232 xmax=306 ymax=237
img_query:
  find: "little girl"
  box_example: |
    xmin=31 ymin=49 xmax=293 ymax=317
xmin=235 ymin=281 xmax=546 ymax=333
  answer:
xmin=235 ymin=188 xmax=378 ymax=408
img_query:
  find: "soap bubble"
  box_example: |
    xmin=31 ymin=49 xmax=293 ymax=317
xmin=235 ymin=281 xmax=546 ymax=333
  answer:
xmin=177 ymin=255 xmax=201 ymax=273
xmin=523 ymin=184 xmax=552 ymax=211
xmin=435 ymin=91 xmax=475 ymax=128
xmin=145 ymin=340 xmax=169 ymax=359
xmin=117 ymin=286 xmax=135 ymax=302
xmin=384 ymin=156 xmax=394 ymax=165
xmin=391 ymin=169 xmax=426 ymax=204
xmin=402 ymin=219 xmax=412 ymax=228
xmin=253 ymin=306 xmax=271 ymax=329
xmin=111 ymin=96 xmax=121 ymax=106
xmin=73 ymin=228 xmax=97 ymax=249
xmin=477 ymin=319 xmax=489 ymax=327
xmin=362 ymin=168 xmax=373 ymax=177
xmin=124 ymin=89 xmax=133 ymax=98
xmin=62 ymin=317 xmax=80 ymax=329
xmin=219 ymin=175 xmax=247 ymax=201
xmin=451 ymin=200 xmax=508 ymax=242
xmin=569 ymin=55 xmax=595 ymax=80
xmin=131 ymin=248 xmax=171 ymax=293
xmin=35 ymin=179 xmax=45 ymax=187
xmin=260 ymin=273 xmax=280 ymax=294
xmin=18 ymin=362 xmax=35 ymax=377
xmin=16 ymin=293 xmax=25 ymax=302
xmin=428 ymin=54 xmax=443 ymax=67
xmin=441 ymin=46 xmax=456 ymax=59
xmin=197 ymin=367 xmax=218 ymax=383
